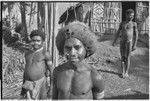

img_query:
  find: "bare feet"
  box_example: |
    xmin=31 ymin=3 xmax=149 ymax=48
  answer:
xmin=120 ymin=73 xmax=125 ymax=79
xmin=124 ymin=73 xmax=129 ymax=78
xmin=120 ymin=62 xmax=125 ymax=78
xmin=120 ymin=73 xmax=129 ymax=78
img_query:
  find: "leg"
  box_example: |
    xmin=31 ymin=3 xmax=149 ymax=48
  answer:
xmin=39 ymin=78 xmax=48 ymax=99
xmin=120 ymin=57 xmax=126 ymax=78
xmin=124 ymin=41 xmax=132 ymax=77
xmin=26 ymin=91 xmax=32 ymax=99
xmin=124 ymin=55 xmax=130 ymax=77
xmin=20 ymin=75 xmax=27 ymax=99
xmin=20 ymin=87 xmax=27 ymax=99
xmin=120 ymin=41 xmax=126 ymax=78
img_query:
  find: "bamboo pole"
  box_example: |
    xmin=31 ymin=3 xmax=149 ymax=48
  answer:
xmin=44 ymin=3 xmax=53 ymax=98
xmin=52 ymin=3 xmax=59 ymax=68
xmin=52 ymin=3 xmax=56 ymax=67
xmin=44 ymin=3 xmax=48 ymax=51
xmin=45 ymin=2 xmax=59 ymax=98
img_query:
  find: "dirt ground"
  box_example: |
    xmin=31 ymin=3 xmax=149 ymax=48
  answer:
xmin=2 ymin=33 xmax=149 ymax=99
xmin=90 ymin=33 xmax=149 ymax=99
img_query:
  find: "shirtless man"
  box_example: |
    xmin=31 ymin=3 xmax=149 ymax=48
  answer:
xmin=53 ymin=21 xmax=105 ymax=99
xmin=20 ymin=30 xmax=53 ymax=99
xmin=112 ymin=9 xmax=138 ymax=78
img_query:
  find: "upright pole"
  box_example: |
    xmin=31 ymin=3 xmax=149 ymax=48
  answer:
xmin=45 ymin=2 xmax=59 ymax=98
xmin=52 ymin=3 xmax=59 ymax=68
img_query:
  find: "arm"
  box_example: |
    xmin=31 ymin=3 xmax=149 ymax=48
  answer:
xmin=91 ymin=69 xmax=105 ymax=99
xmin=132 ymin=22 xmax=138 ymax=50
xmin=112 ymin=23 xmax=122 ymax=46
xmin=45 ymin=52 xmax=53 ymax=72
xmin=13 ymin=41 xmax=33 ymax=53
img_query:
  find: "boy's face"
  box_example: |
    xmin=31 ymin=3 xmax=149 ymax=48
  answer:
xmin=126 ymin=13 xmax=134 ymax=21
xmin=64 ymin=38 xmax=86 ymax=63
xmin=31 ymin=36 xmax=43 ymax=50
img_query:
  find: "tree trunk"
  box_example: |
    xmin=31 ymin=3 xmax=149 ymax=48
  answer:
xmin=20 ymin=2 xmax=28 ymax=42
xmin=29 ymin=2 xmax=33 ymax=33
xmin=37 ymin=2 xmax=45 ymax=31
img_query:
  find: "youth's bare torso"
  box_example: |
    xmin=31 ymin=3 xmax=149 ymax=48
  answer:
xmin=120 ymin=21 xmax=135 ymax=42
xmin=24 ymin=49 xmax=46 ymax=81
xmin=55 ymin=62 xmax=93 ymax=99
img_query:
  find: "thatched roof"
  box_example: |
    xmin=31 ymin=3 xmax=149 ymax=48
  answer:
xmin=58 ymin=3 xmax=83 ymax=24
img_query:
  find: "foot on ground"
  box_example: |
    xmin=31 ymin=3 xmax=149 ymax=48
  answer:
xmin=119 ymin=73 xmax=125 ymax=79
xmin=124 ymin=73 xmax=129 ymax=78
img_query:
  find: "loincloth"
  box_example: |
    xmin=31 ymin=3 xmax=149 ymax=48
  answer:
xmin=120 ymin=40 xmax=132 ymax=57
xmin=22 ymin=76 xmax=46 ymax=99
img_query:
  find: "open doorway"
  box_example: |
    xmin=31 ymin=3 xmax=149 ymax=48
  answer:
xmin=122 ymin=2 xmax=136 ymax=21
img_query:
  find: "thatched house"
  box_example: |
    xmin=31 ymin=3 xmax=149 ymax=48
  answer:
xmin=59 ymin=2 xmax=149 ymax=35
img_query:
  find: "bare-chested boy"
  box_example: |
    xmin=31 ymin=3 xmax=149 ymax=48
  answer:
xmin=53 ymin=21 xmax=105 ymax=99
xmin=112 ymin=9 xmax=138 ymax=78
xmin=20 ymin=30 xmax=53 ymax=99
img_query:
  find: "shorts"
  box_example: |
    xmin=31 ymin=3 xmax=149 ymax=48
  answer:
xmin=21 ymin=76 xmax=48 ymax=99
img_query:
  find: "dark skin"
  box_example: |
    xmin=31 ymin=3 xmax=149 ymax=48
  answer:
xmin=112 ymin=11 xmax=138 ymax=78
xmin=21 ymin=35 xmax=52 ymax=99
xmin=24 ymin=36 xmax=52 ymax=81
xmin=53 ymin=38 xmax=104 ymax=99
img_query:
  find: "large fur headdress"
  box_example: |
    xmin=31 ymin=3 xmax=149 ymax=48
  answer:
xmin=56 ymin=21 xmax=96 ymax=58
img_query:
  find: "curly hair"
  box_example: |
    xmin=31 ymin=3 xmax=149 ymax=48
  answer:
xmin=56 ymin=21 xmax=96 ymax=58
xmin=126 ymin=9 xmax=135 ymax=15
xmin=30 ymin=30 xmax=45 ymax=41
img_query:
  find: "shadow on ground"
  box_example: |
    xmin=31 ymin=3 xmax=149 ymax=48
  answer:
xmin=97 ymin=69 xmax=121 ymax=76
xmin=129 ymin=50 xmax=149 ymax=78
xmin=96 ymin=32 xmax=148 ymax=48
xmin=97 ymin=49 xmax=149 ymax=79
xmin=96 ymin=57 xmax=122 ymax=77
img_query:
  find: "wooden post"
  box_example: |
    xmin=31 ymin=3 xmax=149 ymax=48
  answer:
xmin=52 ymin=2 xmax=59 ymax=68
xmin=91 ymin=3 xmax=94 ymax=31
xmin=45 ymin=2 xmax=59 ymax=68
xmin=44 ymin=2 xmax=59 ymax=98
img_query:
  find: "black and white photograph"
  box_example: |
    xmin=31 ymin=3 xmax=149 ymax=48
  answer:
xmin=1 ymin=1 xmax=149 ymax=100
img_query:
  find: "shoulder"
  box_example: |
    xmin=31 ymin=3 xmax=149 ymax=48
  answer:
xmin=133 ymin=22 xmax=137 ymax=26
xmin=119 ymin=22 xmax=124 ymax=28
xmin=91 ymin=66 xmax=103 ymax=81
xmin=120 ymin=22 xmax=124 ymax=26
xmin=90 ymin=66 xmax=105 ymax=91
xmin=42 ymin=49 xmax=52 ymax=61
xmin=53 ymin=62 xmax=69 ymax=75
xmin=25 ymin=50 xmax=33 ymax=57
xmin=45 ymin=51 xmax=51 ymax=58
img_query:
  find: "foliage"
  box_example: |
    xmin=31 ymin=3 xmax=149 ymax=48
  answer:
xmin=2 ymin=27 xmax=20 ymax=46
xmin=2 ymin=43 xmax=25 ymax=84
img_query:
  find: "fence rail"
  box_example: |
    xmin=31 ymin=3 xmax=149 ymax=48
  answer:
xmin=91 ymin=20 xmax=149 ymax=35
xmin=91 ymin=20 xmax=120 ymax=34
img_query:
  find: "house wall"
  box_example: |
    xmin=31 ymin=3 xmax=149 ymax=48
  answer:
xmin=91 ymin=2 xmax=121 ymax=34
xmin=91 ymin=2 xmax=149 ymax=35
xmin=136 ymin=2 xmax=149 ymax=35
